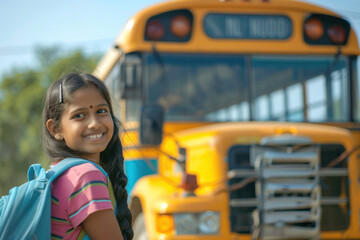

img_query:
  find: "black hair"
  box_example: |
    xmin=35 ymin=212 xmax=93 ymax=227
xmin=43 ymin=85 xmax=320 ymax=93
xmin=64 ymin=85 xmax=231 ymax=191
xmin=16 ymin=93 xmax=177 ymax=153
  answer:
xmin=42 ymin=73 xmax=133 ymax=240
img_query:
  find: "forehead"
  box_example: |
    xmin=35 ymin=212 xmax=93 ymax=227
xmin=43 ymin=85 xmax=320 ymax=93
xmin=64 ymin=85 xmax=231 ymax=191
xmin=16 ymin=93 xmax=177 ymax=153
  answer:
xmin=67 ymin=86 xmax=107 ymax=108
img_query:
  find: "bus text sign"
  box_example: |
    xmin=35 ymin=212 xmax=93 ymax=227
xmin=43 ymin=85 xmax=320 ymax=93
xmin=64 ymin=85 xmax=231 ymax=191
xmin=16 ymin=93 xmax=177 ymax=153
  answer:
xmin=204 ymin=14 xmax=292 ymax=40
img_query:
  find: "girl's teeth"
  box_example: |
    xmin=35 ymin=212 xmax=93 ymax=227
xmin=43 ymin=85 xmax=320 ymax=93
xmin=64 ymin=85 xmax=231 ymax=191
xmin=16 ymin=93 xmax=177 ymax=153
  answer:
xmin=88 ymin=134 xmax=102 ymax=139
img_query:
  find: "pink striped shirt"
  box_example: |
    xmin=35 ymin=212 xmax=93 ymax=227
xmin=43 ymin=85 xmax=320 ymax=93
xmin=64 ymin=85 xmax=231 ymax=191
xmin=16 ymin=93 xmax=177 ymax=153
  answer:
xmin=50 ymin=162 xmax=113 ymax=240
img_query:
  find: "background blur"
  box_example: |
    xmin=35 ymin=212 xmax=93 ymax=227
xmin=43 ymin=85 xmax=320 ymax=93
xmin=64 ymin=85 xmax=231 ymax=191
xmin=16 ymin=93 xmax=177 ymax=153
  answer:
xmin=0 ymin=0 xmax=359 ymax=195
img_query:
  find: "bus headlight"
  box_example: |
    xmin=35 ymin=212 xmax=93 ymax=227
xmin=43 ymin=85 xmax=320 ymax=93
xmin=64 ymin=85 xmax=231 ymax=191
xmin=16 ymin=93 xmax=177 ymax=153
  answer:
xmin=199 ymin=211 xmax=220 ymax=234
xmin=174 ymin=211 xmax=220 ymax=235
xmin=174 ymin=213 xmax=198 ymax=234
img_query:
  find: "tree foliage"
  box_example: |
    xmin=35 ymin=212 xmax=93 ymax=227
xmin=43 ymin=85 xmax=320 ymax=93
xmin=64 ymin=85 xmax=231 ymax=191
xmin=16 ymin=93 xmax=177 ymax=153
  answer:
xmin=0 ymin=46 xmax=100 ymax=195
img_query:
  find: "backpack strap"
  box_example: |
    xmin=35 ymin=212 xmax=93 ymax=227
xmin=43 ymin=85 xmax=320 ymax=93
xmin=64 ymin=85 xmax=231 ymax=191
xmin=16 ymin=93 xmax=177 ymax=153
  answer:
xmin=46 ymin=158 xmax=108 ymax=182
xmin=107 ymin=179 xmax=117 ymax=212
xmin=27 ymin=158 xmax=107 ymax=191
xmin=77 ymin=229 xmax=89 ymax=240
xmin=28 ymin=164 xmax=47 ymax=181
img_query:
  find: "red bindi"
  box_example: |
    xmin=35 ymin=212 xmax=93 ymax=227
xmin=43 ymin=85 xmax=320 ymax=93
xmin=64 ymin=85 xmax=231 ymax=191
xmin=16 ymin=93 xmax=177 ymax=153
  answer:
xmin=89 ymin=105 xmax=93 ymax=109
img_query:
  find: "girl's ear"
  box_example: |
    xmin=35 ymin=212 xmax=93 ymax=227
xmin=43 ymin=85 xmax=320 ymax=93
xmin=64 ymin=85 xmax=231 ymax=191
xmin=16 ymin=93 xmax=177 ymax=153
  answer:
xmin=46 ymin=119 xmax=61 ymax=137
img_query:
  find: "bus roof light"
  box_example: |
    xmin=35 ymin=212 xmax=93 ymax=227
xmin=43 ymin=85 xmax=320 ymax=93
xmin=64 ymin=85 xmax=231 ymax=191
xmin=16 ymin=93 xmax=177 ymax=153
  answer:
xmin=304 ymin=13 xmax=350 ymax=45
xmin=145 ymin=10 xmax=193 ymax=42
xmin=145 ymin=20 xmax=165 ymax=40
xmin=327 ymin=24 xmax=346 ymax=44
xmin=170 ymin=15 xmax=191 ymax=38
xmin=304 ymin=18 xmax=324 ymax=40
xmin=181 ymin=173 xmax=198 ymax=192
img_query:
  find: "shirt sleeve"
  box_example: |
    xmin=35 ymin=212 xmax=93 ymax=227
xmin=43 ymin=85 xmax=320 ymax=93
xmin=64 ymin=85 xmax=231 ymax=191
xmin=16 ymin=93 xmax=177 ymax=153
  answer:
xmin=66 ymin=166 xmax=114 ymax=227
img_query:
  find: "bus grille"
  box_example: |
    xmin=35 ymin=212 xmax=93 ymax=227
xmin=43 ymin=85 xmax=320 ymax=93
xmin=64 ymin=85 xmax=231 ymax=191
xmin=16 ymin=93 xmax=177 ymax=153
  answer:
xmin=227 ymin=136 xmax=349 ymax=238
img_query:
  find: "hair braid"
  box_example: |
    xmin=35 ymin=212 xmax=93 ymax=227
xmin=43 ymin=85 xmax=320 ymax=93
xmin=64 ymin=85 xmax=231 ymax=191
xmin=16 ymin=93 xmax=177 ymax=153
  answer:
xmin=101 ymin=119 xmax=133 ymax=240
xmin=111 ymin=163 xmax=133 ymax=240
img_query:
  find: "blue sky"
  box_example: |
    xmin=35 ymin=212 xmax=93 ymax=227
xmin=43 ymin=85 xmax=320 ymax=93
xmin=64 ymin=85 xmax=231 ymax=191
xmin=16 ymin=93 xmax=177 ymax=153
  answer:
xmin=0 ymin=0 xmax=163 ymax=76
xmin=1 ymin=0 xmax=360 ymax=78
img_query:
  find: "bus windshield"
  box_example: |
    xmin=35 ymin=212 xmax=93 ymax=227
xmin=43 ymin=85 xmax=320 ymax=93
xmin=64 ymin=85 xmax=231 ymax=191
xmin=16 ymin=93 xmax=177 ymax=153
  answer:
xmin=145 ymin=53 xmax=350 ymax=122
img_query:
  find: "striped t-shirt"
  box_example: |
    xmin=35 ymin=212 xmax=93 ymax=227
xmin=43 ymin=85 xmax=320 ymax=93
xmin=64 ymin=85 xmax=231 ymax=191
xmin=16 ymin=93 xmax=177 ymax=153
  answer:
xmin=50 ymin=162 xmax=114 ymax=240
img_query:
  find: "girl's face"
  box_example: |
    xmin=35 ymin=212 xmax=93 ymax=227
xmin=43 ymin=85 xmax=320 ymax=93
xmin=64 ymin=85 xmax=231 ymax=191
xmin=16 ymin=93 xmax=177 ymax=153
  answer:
xmin=56 ymin=85 xmax=114 ymax=162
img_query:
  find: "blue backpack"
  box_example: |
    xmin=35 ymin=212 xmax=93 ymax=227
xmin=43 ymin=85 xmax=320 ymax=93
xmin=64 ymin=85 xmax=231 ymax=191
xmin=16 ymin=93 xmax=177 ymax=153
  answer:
xmin=0 ymin=158 xmax=107 ymax=240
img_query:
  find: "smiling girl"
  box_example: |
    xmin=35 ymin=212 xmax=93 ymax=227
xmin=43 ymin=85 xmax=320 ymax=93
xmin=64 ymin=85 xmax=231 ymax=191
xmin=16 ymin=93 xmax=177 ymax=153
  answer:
xmin=42 ymin=73 xmax=133 ymax=240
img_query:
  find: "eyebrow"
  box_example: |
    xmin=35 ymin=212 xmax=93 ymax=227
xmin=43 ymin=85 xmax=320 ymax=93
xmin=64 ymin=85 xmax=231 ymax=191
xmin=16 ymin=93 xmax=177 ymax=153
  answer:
xmin=69 ymin=103 xmax=109 ymax=115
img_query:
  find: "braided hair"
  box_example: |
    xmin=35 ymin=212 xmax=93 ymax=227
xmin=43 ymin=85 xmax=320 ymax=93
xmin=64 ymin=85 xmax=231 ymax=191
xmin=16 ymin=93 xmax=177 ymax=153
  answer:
xmin=42 ymin=73 xmax=133 ymax=239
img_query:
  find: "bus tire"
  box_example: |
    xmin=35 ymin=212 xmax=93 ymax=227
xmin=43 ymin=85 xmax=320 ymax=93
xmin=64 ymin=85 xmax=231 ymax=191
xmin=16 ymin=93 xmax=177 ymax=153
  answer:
xmin=133 ymin=212 xmax=148 ymax=240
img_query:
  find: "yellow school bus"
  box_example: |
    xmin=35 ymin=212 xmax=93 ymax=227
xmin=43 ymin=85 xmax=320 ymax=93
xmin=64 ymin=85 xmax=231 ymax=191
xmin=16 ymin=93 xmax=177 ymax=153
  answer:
xmin=94 ymin=0 xmax=360 ymax=239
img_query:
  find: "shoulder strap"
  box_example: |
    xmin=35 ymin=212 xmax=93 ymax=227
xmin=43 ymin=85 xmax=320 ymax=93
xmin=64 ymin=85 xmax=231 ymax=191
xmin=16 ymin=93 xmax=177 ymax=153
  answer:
xmin=46 ymin=157 xmax=108 ymax=182
xmin=27 ymin=164 xmax=47 ymax=181
xmin=107 ymin=179 xmax=117 ymax=211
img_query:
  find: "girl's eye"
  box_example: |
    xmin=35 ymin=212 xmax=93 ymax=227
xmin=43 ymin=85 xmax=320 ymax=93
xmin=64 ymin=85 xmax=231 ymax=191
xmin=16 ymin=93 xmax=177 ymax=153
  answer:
xmin=98 ymin=108 xmax=109 ymax=114
xmin=73 ymin=113 xmax=85 ymax=119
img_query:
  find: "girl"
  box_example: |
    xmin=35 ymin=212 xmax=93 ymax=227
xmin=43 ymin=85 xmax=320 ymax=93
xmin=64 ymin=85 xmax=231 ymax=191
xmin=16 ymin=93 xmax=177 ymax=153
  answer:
xmin=42 ymin=73 xmax=133 ymax=240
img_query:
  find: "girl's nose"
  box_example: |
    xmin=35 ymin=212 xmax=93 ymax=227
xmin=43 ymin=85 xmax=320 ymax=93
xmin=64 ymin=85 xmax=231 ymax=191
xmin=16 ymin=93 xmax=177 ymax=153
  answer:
xmin=88 ymin=115 xmax=101 ymax=129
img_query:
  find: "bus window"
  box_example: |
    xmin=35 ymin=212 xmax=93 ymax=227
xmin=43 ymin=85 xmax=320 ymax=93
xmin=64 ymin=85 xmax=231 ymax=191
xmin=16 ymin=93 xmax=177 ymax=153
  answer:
xmin=356 ymin=58 xmax=360 ymax=121
xmin=145 ymin=53 xmax=248 ymax=121
xmin=251 ymin=56 xmax=349 ymax=122
xmin=331 ymin=68 xmax=348 ymax=121
xmin=270 ymin=89 xmax=286 ymax=121
xmin=254 ymin=95 xmax=269 ymax=120
xmin=104 ymin=61 xmax=121 ymax=119
xmin=126 ymin=99 xmax=141 ymax=122
xmin=286 ymin=83 xmax=304 ymax=121
xmin=144 ymin=54 xmax=350 ymax=123
xmin=306 ymin=75 xmax=326 ymax=122
xmin=103 ymin=58 xmax=142 ymax=122
xmin=227 ymin=103 xmax=250 ymax=121
xmin=228 ymin=104 xmax=239 ymax=121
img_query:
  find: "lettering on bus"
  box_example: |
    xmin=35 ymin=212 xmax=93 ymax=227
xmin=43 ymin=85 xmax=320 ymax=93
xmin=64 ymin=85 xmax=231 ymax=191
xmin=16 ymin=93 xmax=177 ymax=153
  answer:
xmin=204 ymin=14 xmax=292 ymax=39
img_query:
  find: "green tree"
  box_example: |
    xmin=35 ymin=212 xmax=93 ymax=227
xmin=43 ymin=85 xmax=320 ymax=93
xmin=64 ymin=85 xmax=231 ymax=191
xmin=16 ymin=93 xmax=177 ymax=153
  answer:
xmin=0 ymin=46 xmax=100 ymax=195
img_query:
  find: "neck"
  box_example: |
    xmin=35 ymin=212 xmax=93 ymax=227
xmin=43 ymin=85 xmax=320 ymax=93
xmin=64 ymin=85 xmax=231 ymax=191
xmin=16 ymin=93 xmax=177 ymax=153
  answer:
xmin=80 ymin=156 xmax=100 ymax=164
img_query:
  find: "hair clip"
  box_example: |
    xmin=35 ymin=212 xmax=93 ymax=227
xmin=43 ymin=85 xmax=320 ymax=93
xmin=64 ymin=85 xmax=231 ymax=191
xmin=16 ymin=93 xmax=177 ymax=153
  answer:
xmin=59 ymin=83 xmax=63 ymax=104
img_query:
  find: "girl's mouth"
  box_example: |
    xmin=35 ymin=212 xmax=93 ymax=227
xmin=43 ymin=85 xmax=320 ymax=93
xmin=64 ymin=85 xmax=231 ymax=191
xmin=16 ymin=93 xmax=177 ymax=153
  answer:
xmin=86 ymin=133 xmax=104 ymax=139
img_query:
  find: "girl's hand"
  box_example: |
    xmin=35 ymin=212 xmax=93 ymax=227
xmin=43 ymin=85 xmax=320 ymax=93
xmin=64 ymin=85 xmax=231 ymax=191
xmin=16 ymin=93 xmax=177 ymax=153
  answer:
xmin=83 ymin=209 xmax=124 ymax=240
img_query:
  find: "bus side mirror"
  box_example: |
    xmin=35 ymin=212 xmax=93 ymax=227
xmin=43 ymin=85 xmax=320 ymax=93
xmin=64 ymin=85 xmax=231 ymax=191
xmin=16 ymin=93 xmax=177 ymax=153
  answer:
xmin=140 ymin=104 xmax=164 ymax=145
xmin=120 ymin=55 xmax=142 ymax=99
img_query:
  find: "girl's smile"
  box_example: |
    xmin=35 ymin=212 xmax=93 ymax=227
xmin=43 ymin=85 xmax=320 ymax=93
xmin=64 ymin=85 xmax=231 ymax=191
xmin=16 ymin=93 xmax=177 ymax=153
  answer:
xmin=56 ymin=85 xmax=114 ymax=162
xmin=86 ymin=133 xmax=104 ymax=139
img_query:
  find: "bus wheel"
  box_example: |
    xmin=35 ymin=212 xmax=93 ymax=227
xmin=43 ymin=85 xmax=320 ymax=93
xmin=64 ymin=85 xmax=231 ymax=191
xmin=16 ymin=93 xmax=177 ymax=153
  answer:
xmin=133 ymin=212 xmax=148 ymax=240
